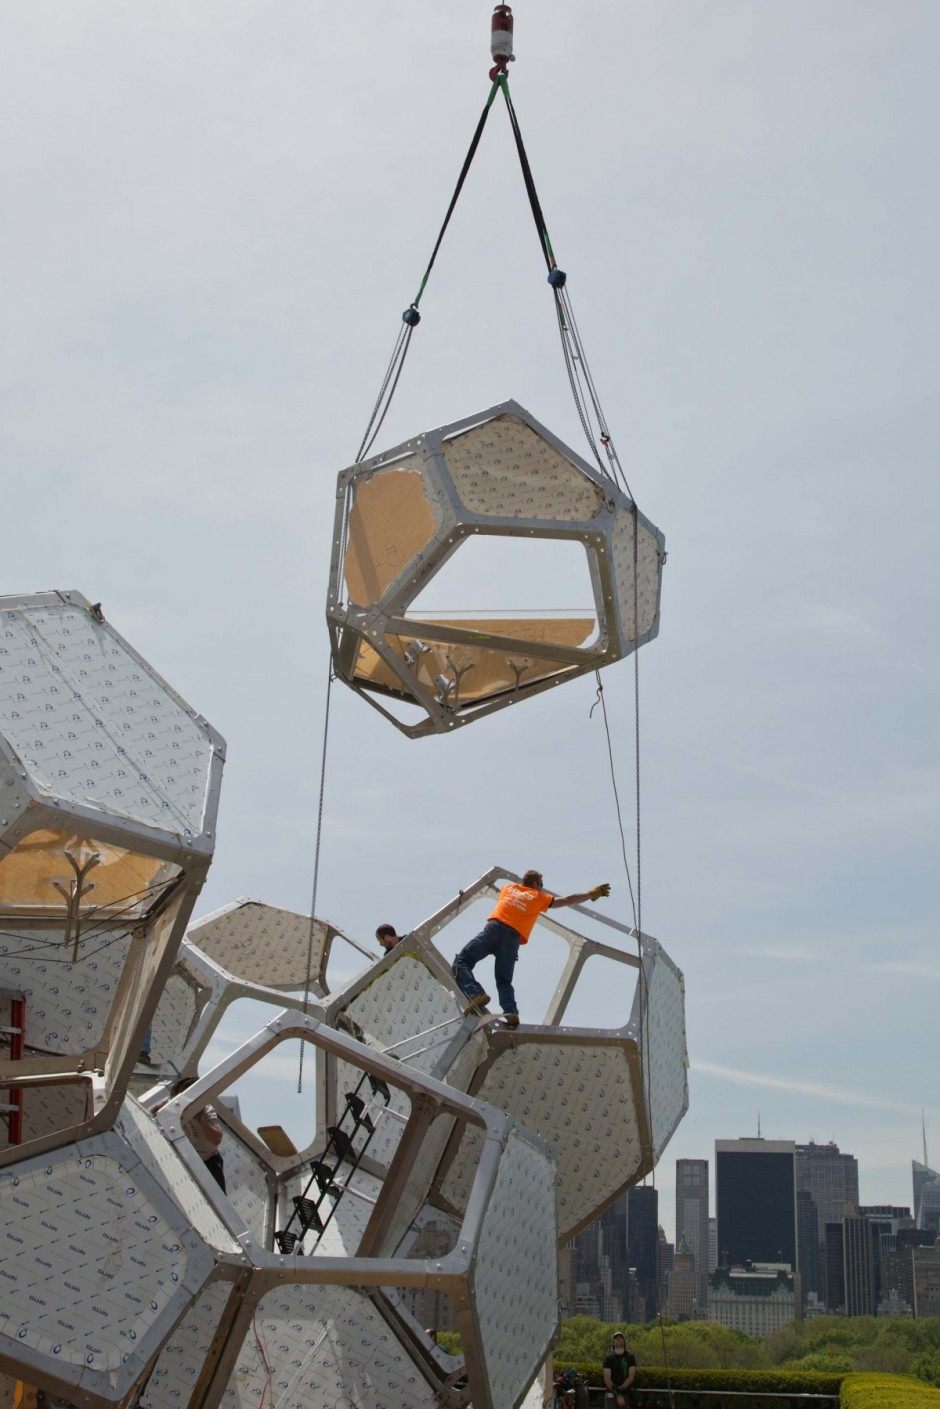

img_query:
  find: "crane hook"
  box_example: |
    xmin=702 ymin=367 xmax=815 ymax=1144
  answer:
xmin=489 ymin=4 xmax=515 ymax=80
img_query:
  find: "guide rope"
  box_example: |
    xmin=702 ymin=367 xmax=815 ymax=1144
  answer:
xmin=590 ymin=515 xmax=673 ymax=1409
xmin=297 ymin=663 xmax=334 ymax=1092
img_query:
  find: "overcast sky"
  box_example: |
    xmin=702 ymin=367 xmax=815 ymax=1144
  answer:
xmin=3 ymin=2 xmax=938 ymax=1240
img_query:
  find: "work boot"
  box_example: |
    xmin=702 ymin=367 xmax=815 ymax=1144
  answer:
xmin=463 ymin=992 xmax=491 ymax=1016
xmin=503 ymin=1012 xmax=520 ymax=1029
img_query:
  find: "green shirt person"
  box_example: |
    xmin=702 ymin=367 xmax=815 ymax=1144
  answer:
xmin=603 ymin=1333 xmax=637 ymax=1407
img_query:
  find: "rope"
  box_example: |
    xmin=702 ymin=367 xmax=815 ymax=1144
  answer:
xmin=297 ymin=664 xmax=334 ymax=1093
xmin=590 ymin=528 xmax=673 ymax=1405
xmin=354 ymin=321 xmax=413 ymax=464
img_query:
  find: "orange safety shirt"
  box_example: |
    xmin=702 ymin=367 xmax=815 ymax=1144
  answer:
xmin=488 ymin=883 xmax=553 ymax=944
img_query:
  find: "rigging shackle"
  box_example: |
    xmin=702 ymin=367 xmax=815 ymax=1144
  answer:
xmin=489 ymin=4 xmax=515 ymax=80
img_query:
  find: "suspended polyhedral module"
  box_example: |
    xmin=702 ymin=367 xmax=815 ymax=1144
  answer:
xmin=0 ymin=589 xmax=224 ymax=1151
xmin=326 ymin=400 xmax=666 ymax=736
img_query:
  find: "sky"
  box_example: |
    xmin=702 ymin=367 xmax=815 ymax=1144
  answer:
xmin=2 ymin=2 xmax=938 ymax=1241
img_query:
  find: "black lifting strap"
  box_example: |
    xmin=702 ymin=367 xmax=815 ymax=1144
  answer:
xmin=409 ymin=77 xmax=502 ymax=317
xmin=356 ymin=78 xmax=501 ymax=464
xmin=499 ymin=77 xmax=559 ymax=278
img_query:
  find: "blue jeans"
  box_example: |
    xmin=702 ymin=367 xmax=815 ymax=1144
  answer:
xmin=453 ymin=919 xmax=521 ymax=1014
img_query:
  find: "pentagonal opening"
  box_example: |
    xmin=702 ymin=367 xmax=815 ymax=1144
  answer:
xmin=406 ymin=531 xmax=599 ymax=631
xmin=322 ymin=931 xmax=376 ymax=993
xmin=347 ymin=534 xmax=603 ymax=719
xmin=429 ymin=893 xmax=579 ymax=1026
xmin=198 ymin=1000 xmax=323 ymax=1155
xmin=560 ymin=949 xmax=640 ymax=1030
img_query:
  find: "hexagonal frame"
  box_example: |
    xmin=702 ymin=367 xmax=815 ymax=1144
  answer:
xmin=155 ymin=1010 xmax=559 ymax=1409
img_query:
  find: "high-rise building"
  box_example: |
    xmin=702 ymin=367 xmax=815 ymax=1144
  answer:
xmin=796 ymin=1142 xmax=859 ymax=1242
xmin=825 ymin=1222 xmax=845 ymax=1314
xmin=566 ymin=1193 xmax=631 ymax=1322
xmin=797 ymin=1191 xmax=820 ymax=1303
xmin=912 ymin=1242 xmax=940 ymax=1316
xmin=659 ymin=1227 xmax=674 ymax=1310
xmin=628 ymin=1184 xmax=660 ymax=1322
xmin=716 ymin=1139 xmax=797 ymax=1270
xmin=913 ymin=1160 xmax=940 ymax=1233
xmin=843 ymin=1210 xmax=879 ymax=1317
xmin=881 ymin=1233 xmax=940 ymax=1317
xmin=859 ymin=1205 xmax=914 ymax=1277
xmin=667 ymin=1240 xmax=698 ymax=1321
xmin=676 ymin=1158 xmax=710 ymax=1303
xmin=797 ymin=1142 xmax=858 ymax=1309
xmin=558 ymin=1240 xmax=575 ymax=1319
xmin=708 ymin=1216 xmax=718 ymax=1274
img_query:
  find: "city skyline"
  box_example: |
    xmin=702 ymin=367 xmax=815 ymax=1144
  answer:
xmin=647 ymin=1121 xmax=932 ymax=1245
xmin=567 ymin=1137 xmax=938 ymax=1327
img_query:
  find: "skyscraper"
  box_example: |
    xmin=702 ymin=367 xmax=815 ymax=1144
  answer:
xmin=796 ymin=1142 xmax=859 ymax=1243
xmin=913 ymin=1160 xmax=940 ymax=1233
xmin=676 ymin=1158 xmax=710 ymax=1303
xmin=797 ymin=1190 xmax=820 ymax=1302
xmin=628 ymin=1184 xmax=660 ymax=1322
xmin=567 ymin=1193 xmax=630 ymax=1321
xmin=843 ymin=1210 xmax=878 ymax=1317
xmin=716 ymin=1139 xmax=797 ymax=1270
xmin=667 ymin=1240 xmax=698 ymax=1320
xmin=825 ymin=1222 xmax=845 ymax=1313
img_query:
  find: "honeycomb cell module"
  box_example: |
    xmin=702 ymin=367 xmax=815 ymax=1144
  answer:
xmin=326 ymin=400 xmax=666 ymax=736
xmin=0 ymin=589 xmax=224 ymax=1154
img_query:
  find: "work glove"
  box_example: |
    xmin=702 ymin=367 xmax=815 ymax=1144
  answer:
xmin=591 ymin=882 xmax=611 ymax=901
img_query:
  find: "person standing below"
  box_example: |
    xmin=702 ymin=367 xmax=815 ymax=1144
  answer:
xmin=452 ymin=870 xmax=610 ymax=1027
xmin=603 ymin=1332 xmax=637 ymax=1408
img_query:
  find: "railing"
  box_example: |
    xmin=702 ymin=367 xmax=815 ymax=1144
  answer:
xmin=559 ymin=1390 xmax=839 ymax=1408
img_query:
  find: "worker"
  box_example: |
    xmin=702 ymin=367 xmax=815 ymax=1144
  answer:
xmin=452 ymin=870 xmax=610 ymax=1026
xmin=375 ymin=923 xmax=402 ymax=953
xmin=165 ymin=1077 xmax=226 ymax=1192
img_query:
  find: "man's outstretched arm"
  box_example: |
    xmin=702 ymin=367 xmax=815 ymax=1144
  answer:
xmin=549 ymin=883 xmax=610 ymax=909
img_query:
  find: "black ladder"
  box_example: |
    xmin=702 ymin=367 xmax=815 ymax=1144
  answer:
xmin=274 ymin=1069 xmax=392 ymax=1254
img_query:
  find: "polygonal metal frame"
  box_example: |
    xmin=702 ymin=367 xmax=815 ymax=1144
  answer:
xmin=326 ymin=401 xmax=666 ymax=737
xmin=0 ymin=1111 xmax=243 ymax=1409
xmin=154 ymin=1010 xmax=559 ymax=1409
xmin=403 ymin=865 xmax=689 ymax=1238
xmin=0 ymin=589 xmax=224 ymax=1160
